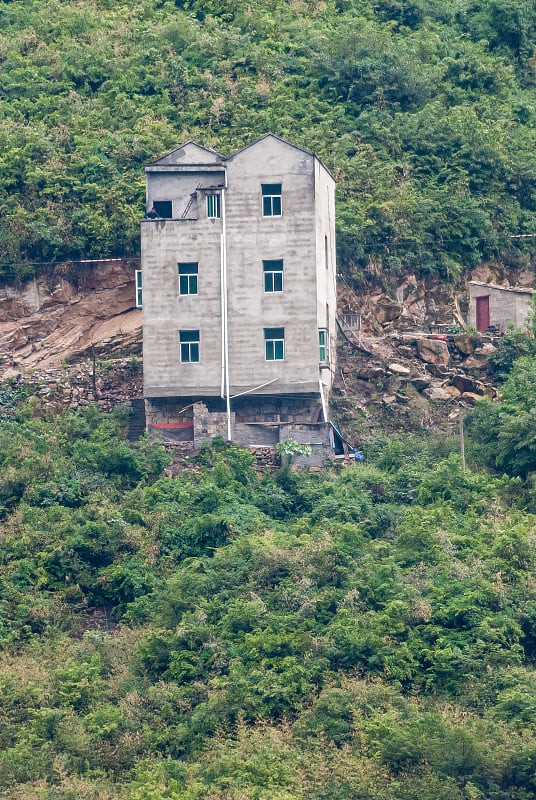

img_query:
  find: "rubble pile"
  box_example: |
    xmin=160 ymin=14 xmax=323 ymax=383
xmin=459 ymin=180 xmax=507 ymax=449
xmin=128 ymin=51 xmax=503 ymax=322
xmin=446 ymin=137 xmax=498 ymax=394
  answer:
xmin=4 ymin=358 xmax=143 ymax=414
xmin=334 ymin=274 xmax=508 ymax=437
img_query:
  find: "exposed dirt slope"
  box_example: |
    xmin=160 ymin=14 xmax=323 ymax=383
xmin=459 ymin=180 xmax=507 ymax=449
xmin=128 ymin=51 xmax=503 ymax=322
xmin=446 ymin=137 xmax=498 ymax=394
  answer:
xmin=0 ymin=260 xmax=141 ymax=374
xmin=0 ymin=262 xmax=528 ymax=438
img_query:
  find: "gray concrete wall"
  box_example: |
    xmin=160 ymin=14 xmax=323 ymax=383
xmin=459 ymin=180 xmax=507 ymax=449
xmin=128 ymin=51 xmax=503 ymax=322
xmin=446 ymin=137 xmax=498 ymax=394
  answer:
xmin=147 ymin=396 xmax=321 ymax=430
xmin=193 ymin=402 xmax=233 ymax=447
xmin=314 ymin=158 xmax=337 ymax=397
xmin=145 ymin=168 xmax=226 ymax=219
xmin=224 ymin=137 xmax=321 ymax=395
xmin=233 ymin=395 xmax=322 ymax=424
xmin=142 ymin=135 xmax=337 ymax=414
xmin=468 ymin=284 xmax=534 ymax=330
xmin=141 ymin=217 xmax=223 ymax=397
xmin=279 ymin=422 xmax=334 ymax=467
xmin=513 ymin=293 xmax=534 ymax=328
xmin=145 ymin=395 xmax=334 ymax=464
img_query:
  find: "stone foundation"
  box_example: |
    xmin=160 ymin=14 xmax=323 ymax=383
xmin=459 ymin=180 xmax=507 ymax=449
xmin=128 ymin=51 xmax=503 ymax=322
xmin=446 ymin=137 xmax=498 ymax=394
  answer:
xmin=145 ymin=397 xmax=194 ymax=442
xmin=145 ymin=395 xmax=334 ymax=465
xmin=193 ymin=402 xmax=233 ymax=447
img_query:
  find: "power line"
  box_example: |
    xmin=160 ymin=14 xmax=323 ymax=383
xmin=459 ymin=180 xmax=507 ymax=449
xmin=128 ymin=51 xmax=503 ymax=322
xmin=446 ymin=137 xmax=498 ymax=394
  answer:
xmin=0 ymin=256 xmax=140 ymax=268
xmin=0 ymin=232 xmax=533 ymax=270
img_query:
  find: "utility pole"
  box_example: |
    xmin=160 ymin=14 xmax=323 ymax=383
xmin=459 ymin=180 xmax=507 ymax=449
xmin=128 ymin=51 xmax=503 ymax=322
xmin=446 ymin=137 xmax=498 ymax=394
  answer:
xmin=459 ymin=406 xmax=466 ymax=471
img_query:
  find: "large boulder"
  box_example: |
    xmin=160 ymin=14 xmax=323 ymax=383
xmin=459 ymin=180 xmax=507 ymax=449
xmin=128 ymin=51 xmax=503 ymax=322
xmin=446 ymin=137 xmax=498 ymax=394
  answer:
xmin=416 ymin=337 xmax=450 ymax=367
xmin=388 ymin=363 xmax=411 ymax=376
xmin=375 ymin=294 xmax=403 ymax=324
xmin=452 ymin=374 xmax=485 ymax=395
xmin=453 ymin=332 xmax=481 ymax=356
xmin=356 ymin=365 xmax=388 ymax=381
xmin=460 ymin=392 xmax=483 ymax=406
xmin=462 ymin=343 xmax=497 ymax=370
xmin=462 ymin=355 xmax=487 ymax=370
xmin=410 ymin=375 xmax=432 ymax=392
xmin=423 ymin=385 xmax=455 ymax=400
xmin=2 ymin=368 xmax=21 ymax=382
xmin=475 ymin=343 xmax=498 ymax=357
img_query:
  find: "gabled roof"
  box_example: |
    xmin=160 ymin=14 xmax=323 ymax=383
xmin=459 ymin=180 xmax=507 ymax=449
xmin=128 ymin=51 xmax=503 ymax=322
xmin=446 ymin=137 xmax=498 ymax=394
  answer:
xmin=228 ymin=132 xmax=314 ymax=159
xmin=149 ymin=141 xmax=225 ymax=167
xmin=147 ymin=134 xmax=335 ymax=179
xmin=226 ymin=133 xmax=335 ymax=180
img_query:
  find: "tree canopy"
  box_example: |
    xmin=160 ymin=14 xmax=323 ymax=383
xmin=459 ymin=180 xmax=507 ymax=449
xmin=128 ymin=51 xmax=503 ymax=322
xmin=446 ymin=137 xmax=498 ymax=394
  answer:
xmin=1 ymin=0 xmax=536 ymax=283
xmin=0 ymin=393 xmax=536 ymax=797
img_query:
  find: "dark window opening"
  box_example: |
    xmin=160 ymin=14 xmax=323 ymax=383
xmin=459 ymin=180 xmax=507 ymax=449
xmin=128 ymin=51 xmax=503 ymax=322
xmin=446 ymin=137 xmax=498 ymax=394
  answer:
xmin=135 ymin=270 xmax=143 ymax=307
xmin=153 ymin=200 xmax=173 ymax=219
xmin=178 ymin=262 xmax=198 ymax=295
xmin=179 ymin=330 xmax=200 ymax=362
xmin=262 ymin=184 xmax=282 ymax=217
xmin=264 ymin=327 xmax=285 ymax=360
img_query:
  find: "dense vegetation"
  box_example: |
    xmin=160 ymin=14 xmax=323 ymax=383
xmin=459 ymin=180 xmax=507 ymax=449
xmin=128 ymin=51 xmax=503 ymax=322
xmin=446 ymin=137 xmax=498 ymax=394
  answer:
xmin=2 ymin=1 xmax=536 ymax=796
xmin=1 ymin=0 xmax=536 ymax=282
xmin=0 ymin=375 xmax=535 ymax=798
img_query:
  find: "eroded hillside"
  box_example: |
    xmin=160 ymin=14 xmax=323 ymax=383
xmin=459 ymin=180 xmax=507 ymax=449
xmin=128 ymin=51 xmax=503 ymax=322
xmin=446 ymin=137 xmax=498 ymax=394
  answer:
xmin=2 ymin=261 xmax=533 ymax=436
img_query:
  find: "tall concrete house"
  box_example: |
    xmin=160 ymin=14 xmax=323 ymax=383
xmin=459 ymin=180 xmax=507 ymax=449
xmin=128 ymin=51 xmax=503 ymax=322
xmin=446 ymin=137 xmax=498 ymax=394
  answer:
xmin=140 ymin=134 xmax=337 ymax=452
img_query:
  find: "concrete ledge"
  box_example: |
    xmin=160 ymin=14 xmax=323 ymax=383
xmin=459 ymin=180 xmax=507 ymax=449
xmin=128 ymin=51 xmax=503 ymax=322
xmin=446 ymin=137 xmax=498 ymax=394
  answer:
xmin=144 ymin=383 xmax=322 ymax=397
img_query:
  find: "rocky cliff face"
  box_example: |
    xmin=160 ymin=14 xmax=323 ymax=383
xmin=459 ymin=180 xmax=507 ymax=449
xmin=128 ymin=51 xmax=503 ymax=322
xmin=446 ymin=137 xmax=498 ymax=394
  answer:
xmin=332 ymin=270 xmax=523 ymax=441
xmin=0 ymin=262 xmax=521 ymax=434
xmin=0 ymin=260 xmax=141 ymax=374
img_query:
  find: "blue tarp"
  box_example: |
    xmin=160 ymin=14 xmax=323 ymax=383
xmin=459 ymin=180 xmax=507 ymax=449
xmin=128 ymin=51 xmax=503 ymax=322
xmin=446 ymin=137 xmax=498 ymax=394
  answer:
xmin=329 ymin=421 xmax=364 ymax=461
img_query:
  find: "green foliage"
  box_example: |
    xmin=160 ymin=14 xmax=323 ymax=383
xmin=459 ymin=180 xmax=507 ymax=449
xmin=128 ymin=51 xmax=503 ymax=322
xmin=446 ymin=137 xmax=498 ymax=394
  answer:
xmin=0 ymin=0 xmax=535 ymax=283
xmin=487 ymin=327 xmax=536 ymax=379
xmin=275 ymin=438 xmax=313 ymax=459
xmin=1 ymin=403 xmax=536 ymax=797
xmin=467 ymin=356 xmax=536 ymax=478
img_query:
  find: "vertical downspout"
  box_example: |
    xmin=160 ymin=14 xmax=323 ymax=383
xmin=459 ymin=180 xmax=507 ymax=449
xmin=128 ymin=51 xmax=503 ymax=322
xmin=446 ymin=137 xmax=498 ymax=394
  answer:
xmin=318 ymin=378 xmax=328 ymax=423
xmin=220 ymin=176 xmax=232 ymax=441
xmin=220 ymin=198 xmax=226 ymax=400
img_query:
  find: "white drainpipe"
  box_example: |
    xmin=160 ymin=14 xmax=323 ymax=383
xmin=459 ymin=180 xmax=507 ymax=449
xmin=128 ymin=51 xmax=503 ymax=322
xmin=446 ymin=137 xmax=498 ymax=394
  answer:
xmin=319 ymin=378 xmax=328 ymax=423
xmin=220 ymin=178 xmax=232 ymax=441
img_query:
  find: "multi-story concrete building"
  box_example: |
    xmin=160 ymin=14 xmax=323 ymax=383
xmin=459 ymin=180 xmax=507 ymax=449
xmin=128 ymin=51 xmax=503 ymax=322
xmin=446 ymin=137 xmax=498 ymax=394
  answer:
xmin=140 ymin=134 xmax=337 ymax=451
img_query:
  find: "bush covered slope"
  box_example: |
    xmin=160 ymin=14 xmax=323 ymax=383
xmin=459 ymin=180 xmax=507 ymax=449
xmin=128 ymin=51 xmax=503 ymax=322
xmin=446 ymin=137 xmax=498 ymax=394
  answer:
xmin=1 ymin=0 xmax=536 ymax=281
xmin=1 ymin=393 xmax=536 ymax=798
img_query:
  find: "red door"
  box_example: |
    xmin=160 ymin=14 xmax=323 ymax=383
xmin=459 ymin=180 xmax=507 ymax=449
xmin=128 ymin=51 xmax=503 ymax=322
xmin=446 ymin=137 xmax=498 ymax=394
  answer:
xmin=476 ymin=296 xmax=490 ymax=332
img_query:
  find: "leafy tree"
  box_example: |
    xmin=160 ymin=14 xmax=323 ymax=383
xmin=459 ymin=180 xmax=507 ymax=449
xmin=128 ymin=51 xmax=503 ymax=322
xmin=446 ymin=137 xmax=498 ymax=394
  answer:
xmin=468 ymin=355 xmax=536 ymax=478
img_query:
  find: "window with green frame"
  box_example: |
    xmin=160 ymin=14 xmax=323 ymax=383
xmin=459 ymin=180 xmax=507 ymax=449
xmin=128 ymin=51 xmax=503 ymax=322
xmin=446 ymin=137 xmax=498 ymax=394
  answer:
xmin=206 ymin=193 xmax=221 ymax=218
xmin=318 ymin=328 xmax=328 ymax=363
xmin=263 ymin=259 xmax=283 ymax=292
xmin=178 ymin=262 xmax=198 ymax=295
xmin=264 ymin=327 xmax=285 ymax=360
xmin=135 ymin=270 xmax=142 ymax=308
xmin=261 ymin=184 xmax=282 ymax=217
xmin=179 ymin=330 xmax=200 ymax=362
